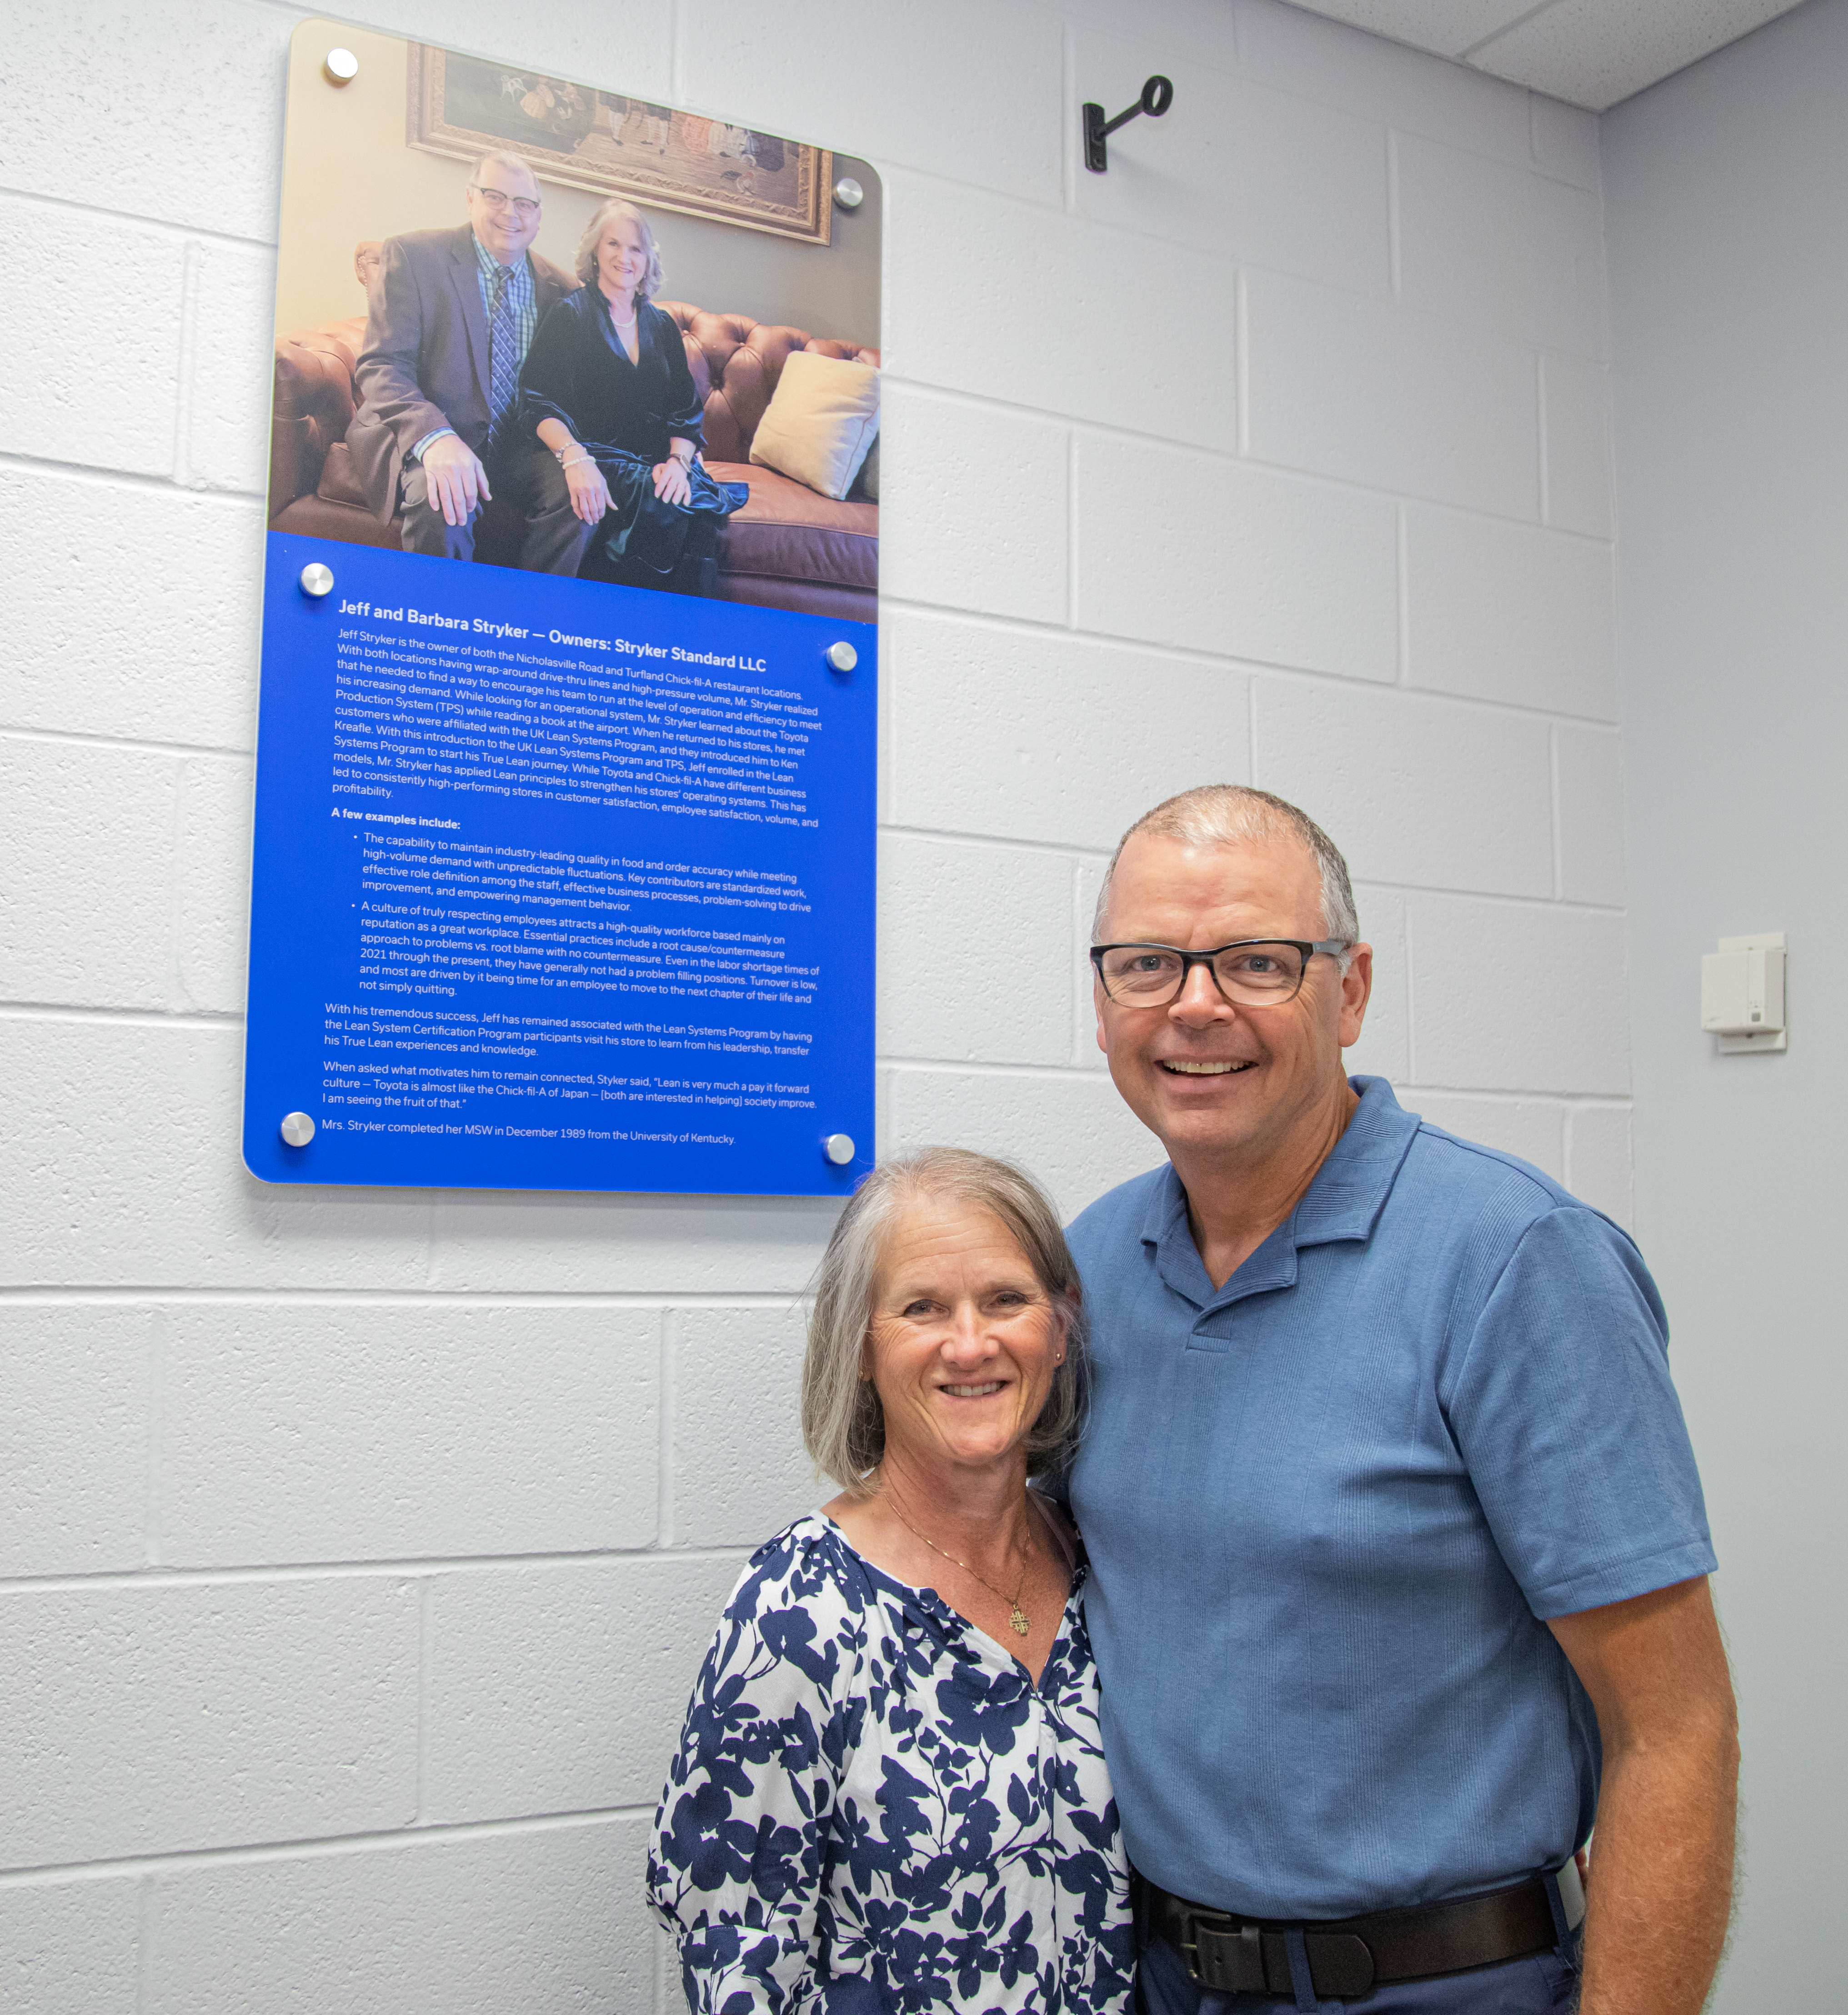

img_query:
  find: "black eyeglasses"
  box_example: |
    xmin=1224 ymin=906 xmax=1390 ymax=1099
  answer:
xmin=471 ymin=185 xmax=541 ymax=216
xmin=1090 ymin=938 xmax=1349 ymax=1010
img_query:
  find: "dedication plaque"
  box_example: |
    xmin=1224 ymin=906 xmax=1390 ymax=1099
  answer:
xmin=246 ymin=23 xmax=881 ymax=1194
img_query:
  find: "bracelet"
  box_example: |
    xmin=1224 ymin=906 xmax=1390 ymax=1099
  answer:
xmin=555 ymin=447 xmax=592 ymax=470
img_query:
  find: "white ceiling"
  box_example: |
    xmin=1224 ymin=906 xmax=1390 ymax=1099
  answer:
xmin=1282 ymin=0 xmax=1808 ymax=109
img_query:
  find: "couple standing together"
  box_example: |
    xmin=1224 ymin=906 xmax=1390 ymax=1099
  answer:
xmin=348 ymin=150 xmax=740 ymax=597
xmin=647 ymin=786 xmax=1738 ymax=2015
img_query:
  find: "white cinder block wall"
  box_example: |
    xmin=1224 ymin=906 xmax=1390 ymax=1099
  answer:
xmin=0 ymin=1 xmax=1625 ymax=2007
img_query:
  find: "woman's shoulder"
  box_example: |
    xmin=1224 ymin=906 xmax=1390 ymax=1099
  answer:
xmin=728 ymin=1512 xmax=872 ymax=1620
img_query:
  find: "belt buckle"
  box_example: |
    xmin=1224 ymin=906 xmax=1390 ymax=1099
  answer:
xmin=1184 ymin=1914 xmax=1267 ymax=1995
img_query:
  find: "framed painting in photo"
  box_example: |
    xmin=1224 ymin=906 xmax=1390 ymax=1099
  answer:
xmin=406 ymin=43 xmax=832 ymax=244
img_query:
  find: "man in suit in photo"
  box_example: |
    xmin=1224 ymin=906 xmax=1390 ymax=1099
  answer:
xmin=348 ymin=150 xmax=591 ymax=572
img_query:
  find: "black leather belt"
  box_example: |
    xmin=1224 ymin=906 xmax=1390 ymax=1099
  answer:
xmin=1145 ymin=1862 xmax=1584 ymax=2001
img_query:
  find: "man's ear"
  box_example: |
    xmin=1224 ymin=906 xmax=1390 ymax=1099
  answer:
xmin=1337 ymin=943 xmax=1374 ymax=1050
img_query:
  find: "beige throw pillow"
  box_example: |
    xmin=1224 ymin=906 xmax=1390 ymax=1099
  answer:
xmin=749 ymin=350 xmax=881 ymax=502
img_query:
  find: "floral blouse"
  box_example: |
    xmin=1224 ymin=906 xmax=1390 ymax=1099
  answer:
xmin=647 ymin=1511 xmax=1136 ymax=2015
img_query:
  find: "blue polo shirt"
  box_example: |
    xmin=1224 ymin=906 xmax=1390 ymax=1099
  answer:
xmin=1065 ymin=1077 xmax=1715 ymax=1922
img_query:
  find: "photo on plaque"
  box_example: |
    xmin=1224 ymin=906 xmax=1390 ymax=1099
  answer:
xmin=270 ymin=26 xmax=879 ymax=615
xmin=245 ymin=21 xmax=881 ymax=1199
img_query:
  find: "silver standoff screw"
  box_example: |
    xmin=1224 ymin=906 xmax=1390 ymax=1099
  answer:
xmin=279 ymin=1111 xmax=317 ymax=1148
xmin=823 ymin=1133 xmax=856 ymax=1166
xmin=833 ymin=176 xmax=865 ymax=211
xmin=299 ymin=562 xmax=335 ymax=598
xmin=825 ymin=640 xmax=858 ymax=673
xmin=323 ymin=47 xmax=360 ymax=85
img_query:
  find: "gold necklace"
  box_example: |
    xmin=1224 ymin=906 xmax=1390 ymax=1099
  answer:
xmin=887 ymin=1497 xmax=1034 ymax=1635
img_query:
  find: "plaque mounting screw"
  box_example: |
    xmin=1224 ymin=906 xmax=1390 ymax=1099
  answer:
xmin=323 ymin=47 xmax=359 ymax=86
xmin=825 ymin=641 xmax=858 ymax=673
xmin=280 ymin=1111 xmax=317 ymax=1147
xmin=824 ymin=1133 xmax=856 ymax=1166
xmin=299 ymin=562 xmax=335 ymax=598
xmin=833 ymin=177 xmax=865 ymax=211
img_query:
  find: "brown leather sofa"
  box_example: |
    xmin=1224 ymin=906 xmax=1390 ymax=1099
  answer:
xmin=269 ymin=247 xmax=879 ymax=622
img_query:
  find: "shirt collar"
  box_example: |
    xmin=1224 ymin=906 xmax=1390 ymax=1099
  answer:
xmin=471 ymin=234 xmax=528 ymax=287
xmin=1139 ymin=1075 xmax=1420 ymax=1309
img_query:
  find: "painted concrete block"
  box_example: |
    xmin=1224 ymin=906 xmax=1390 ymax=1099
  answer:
xmin=671 ymin=1303 xmax=816 ymax=1544
xmin=1073 ymin=28 xmax=1390 ymax=299
xmin=6 ymin=201 xmax=185 ymax=476
xmin=1075 ymin=435 xmax=1399 ymax=681
xmin=883 ymin=1065 xmax=1163 ymax=1223
xmin=885 ymin=173 xmax=1239 ymax=450
xmin=423 ymin=1554 xmax=742 ymax=1820
xmin=879 ymin=834 xmax=1076 ymax=1067
xmin=0 ymin=1577 xmax=418 ymax=1868
xmin=1530 ymin=95 xmax=1601 ymax=191
xmin=0 ymin=1877 xmax=141 ymax=2015
xmin=1408 ymin=893 xmax=1630 ymax=1095
xmin=175 ymin=755 xmax=253 ymax=1015
xmin=678 ymin=0 xmax=1062 ymax=205
xmin=884 ymin=612 xmax=1249 ymax=854
xmin=160 ymin=1303 xmax=661 ymax=1565
xmin=0 ymin=468 xmax=262 ymax=751
xmin=1567 ymin=1103 xmax=1634 ymax=1227
xmin=1407 ymin=1092 xmax=1566 ymax=1181
xmin=1404 ymin=505 xmax=1617 ymax=718
xmin=1233 ymin=0 xmax=1533 ymax=165
xmin=1395 ymin=136 xmax=1607 ymax=361
xmin=0 ymin=1020 xmax=435 ymax=1290
xmin=1245 ymin=270 xmax=1540 ymax=519
xmin=1531 ymin=175 xmax=1609 ymax=361
xmin=144 ymin=1815 xmax=654 ymax=2015
xmin=1555 ymin=724 xmax=1626 ymax=908
xmin=1541 ymin=351 xmax=1614 ymax=539
xmin=0 ymin=1306 xmax=152 ymax=1578
xmin=0 ymin=738 xmax=179 ymax=1010
xmin=1346 ymin=884 xmax=1410 ymax=1085
xmin=426 ymin=1189 xmax=839 ymax=1296
xmin=1254 ymin=678 xmax=1555 ymax=898
xmin=878 ymin=387 xmax=1068 ymax=623
xmin=0 ymin=0 xmax=285 ymax=240
xmin=1058 ymin=0 xmax=1240 ymax=70
xmin=183 ymin=239 xmax=278 ymax=495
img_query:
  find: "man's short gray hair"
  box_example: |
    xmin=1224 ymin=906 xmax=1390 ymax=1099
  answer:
xmin=469 ymin=150 xmax=541 ymax=194
xmin=801 ymin=1148 xmax=1088 ymax=1498
xmin=1093 ymin=784 xmax=1359 ymax=956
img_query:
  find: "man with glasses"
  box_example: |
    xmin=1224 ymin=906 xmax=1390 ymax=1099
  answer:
xmin=1066 ymin=785 xmax=1736 ymax=2015
xmin=349 ymin=151 xmax=590 ymax=572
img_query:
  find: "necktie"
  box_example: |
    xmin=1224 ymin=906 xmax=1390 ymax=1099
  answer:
xmin=487 ymin=264 xmax=519 ymax=452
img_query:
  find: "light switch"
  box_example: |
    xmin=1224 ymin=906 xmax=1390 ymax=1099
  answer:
xmin=1701 ymin=932 xmax=1786 ymax=1053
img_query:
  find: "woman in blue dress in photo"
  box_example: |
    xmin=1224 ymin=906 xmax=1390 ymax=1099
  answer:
xmin=648 ymin=1149 xmax=1135 ymax=2015
xmin=518 ymin=198 xmax=743 ymax=597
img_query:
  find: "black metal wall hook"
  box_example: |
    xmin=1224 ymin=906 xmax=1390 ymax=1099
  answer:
xmin=1082 ymin=75 xmax=1174 ymax=174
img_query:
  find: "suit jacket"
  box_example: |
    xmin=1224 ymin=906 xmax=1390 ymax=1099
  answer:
xmin=346 ymin=224 xmax=579 ymax=524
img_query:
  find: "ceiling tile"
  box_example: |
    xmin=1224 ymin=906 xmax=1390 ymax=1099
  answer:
xmin=1279 ymin=0 xmax=1812 ymax=110
xmin=1264 ymin=0 xmax=1537 ymax=60
xmin=1464 ymin=0 xmax=1809 ymax=110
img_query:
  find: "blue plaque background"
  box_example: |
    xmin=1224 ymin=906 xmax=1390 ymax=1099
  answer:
xmin=244 ymin=534 xmax=876 ymax=1195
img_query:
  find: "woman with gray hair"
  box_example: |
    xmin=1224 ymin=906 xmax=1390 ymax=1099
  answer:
xmin=647 ymin=1149 xmax=1134 ymax=2015
xmin=517 ymin=197 xmax=743 ymax=595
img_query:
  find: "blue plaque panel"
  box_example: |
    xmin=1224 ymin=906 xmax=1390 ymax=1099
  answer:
xmin=244 ymin=535 xmax=875 ymax=1194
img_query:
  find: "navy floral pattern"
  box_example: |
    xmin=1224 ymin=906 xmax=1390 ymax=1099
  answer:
xmin=648 ymin=1512 xmax=1135 ymax=2015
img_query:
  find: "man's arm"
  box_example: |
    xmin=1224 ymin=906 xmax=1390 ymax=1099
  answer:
xmin=352 ymin=236 xmax=453 ymax=453
xmin=1548 ymin=1576 xmax=1739 ymax=2015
